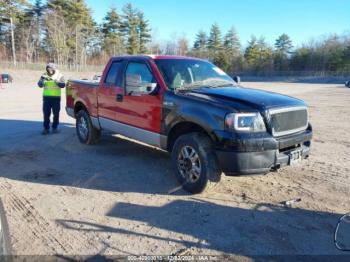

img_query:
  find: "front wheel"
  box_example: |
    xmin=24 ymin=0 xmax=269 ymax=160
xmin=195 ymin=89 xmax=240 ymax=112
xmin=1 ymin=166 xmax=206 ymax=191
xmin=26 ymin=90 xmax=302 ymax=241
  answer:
xmin=76 ymin=110 xmax=101 ymax=145
xmin=171 ymin=132 xmax=221 ymax=194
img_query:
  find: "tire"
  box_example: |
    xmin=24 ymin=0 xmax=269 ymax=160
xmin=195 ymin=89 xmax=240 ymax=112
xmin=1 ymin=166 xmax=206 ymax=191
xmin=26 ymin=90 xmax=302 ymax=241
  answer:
xmin=171 ymin=132 xmax=221 ymax=194
xmin=76 ymin=110 xmax=101 ymax=145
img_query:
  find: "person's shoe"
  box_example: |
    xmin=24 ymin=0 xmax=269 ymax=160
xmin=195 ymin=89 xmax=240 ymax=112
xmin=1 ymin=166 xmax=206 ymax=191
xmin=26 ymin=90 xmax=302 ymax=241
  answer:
xmin=41 ymin=129 xmax=50 ymax=135
xmin=52 ymin=128 xmax=60 ymax=134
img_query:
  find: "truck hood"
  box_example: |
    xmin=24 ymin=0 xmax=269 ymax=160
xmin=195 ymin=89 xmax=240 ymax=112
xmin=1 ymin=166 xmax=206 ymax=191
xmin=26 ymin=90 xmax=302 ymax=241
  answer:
xmin=188 ymin=86 xmax=306 ymax=111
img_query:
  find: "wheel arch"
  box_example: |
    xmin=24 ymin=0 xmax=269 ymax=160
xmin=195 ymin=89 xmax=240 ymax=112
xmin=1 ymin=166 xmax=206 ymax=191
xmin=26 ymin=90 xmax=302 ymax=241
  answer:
xmin=74 ymin=101 xmax=89 ymax=116
xmin=167 ymin=121 xmax=218 ymax=152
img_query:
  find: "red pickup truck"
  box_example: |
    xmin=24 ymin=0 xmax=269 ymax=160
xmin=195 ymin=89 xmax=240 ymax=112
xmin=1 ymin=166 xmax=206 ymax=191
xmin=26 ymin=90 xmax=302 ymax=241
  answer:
xmin=66 ymin=55 xmax=312 ymax=193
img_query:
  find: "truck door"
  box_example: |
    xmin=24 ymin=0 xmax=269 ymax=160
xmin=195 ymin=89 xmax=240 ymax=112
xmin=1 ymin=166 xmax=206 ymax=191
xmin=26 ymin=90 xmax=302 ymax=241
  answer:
xmin=97 ymin=60 xmax=124 ymax=120
xmin=106 ymin=58 xmax=162 ymax=143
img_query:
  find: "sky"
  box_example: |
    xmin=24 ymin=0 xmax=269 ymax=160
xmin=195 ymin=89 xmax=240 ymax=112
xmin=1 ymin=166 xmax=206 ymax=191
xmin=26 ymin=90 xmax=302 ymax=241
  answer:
xmin=43 ymin=0 xmax=350 ymax=48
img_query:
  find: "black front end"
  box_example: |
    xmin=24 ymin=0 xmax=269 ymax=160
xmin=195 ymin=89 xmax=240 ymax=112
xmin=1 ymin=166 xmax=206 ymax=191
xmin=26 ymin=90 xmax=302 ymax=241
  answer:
xmin=215 ymin=128 xmax=312 ymax=175
xmin=214 ymin=106 xmax=312 ymax=175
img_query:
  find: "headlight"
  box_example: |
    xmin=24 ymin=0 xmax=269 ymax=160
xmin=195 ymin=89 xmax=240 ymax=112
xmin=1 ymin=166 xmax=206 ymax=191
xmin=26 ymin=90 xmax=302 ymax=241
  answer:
xmin=225 ymin=112 xmax=266 ymax=132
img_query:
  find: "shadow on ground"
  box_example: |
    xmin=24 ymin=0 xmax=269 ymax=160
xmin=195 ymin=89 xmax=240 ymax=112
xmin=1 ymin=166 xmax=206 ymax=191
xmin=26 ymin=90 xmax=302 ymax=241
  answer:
xmin=1 ymin=120 xmax=349 ymax=256
xmin=0 ymin=119 xmax=180 ymax=195
xmin=56 ymin=200 xmax=346 ymax=255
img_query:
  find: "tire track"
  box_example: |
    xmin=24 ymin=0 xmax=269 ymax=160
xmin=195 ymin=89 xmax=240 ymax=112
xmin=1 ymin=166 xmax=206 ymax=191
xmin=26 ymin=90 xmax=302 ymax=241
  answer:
xmin=0 ymin=180 xmax=75 ymax=254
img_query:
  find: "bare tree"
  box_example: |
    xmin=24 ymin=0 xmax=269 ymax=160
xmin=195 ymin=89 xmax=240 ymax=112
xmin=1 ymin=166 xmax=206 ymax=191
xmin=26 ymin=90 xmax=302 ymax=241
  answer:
xmin=177 ymin=36 xmax=189 ymax=56
xmin=44 ymin=9 xmax=70 ymax=65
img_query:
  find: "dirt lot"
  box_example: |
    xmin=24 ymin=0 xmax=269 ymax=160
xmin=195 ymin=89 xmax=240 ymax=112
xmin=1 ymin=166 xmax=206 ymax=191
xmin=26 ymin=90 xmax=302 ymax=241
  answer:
xmin=0 ymin=69 xmax=349 ymax=258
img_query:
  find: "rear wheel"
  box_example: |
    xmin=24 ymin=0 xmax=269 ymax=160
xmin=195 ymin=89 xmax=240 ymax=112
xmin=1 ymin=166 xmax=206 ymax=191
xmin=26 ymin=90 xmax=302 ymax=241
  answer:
xmin=171 ymin=132 xmax=221 ymax=194
xmin=76 ymin=110 xmax=101 ymax=145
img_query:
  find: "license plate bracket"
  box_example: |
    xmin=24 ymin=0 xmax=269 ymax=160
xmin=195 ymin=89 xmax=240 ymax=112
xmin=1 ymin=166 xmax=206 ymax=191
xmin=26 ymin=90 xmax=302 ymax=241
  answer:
xmin=289 ymin=148 xmax=303 ymax=165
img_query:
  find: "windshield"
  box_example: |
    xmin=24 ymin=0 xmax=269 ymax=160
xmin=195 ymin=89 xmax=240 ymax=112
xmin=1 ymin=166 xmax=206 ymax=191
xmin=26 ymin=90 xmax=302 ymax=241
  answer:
xmin=155 ymin=59 xmax=236 ymax=90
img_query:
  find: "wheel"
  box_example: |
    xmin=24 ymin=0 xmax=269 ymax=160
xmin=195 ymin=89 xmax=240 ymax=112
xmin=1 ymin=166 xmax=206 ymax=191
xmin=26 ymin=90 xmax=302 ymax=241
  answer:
xmin=171 ymin=132 xmax=221 ymax=194
xmin=76 ymin=110 xmax=101 ymax=145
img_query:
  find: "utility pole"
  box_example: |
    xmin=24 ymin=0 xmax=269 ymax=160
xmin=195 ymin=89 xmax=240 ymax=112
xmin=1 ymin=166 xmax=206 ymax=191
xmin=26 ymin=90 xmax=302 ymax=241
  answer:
xmin=10 ymin=17 xmax=16 ymax=67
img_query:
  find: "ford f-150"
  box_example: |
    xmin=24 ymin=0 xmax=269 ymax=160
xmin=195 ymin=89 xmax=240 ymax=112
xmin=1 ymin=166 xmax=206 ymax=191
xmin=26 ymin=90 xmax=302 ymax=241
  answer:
xmin=66 ymin=55 xmax=312 ymax=194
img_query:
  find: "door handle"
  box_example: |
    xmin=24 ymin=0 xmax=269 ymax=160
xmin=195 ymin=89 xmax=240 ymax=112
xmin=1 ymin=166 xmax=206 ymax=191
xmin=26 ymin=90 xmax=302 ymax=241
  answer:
xmin=116 ymin=94 xmax=123 ymax=102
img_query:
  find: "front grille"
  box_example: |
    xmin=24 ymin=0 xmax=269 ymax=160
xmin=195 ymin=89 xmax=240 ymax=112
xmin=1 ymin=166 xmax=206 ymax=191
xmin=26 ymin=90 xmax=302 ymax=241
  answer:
xmin=268 ymin=107 xmax=308 ymax=137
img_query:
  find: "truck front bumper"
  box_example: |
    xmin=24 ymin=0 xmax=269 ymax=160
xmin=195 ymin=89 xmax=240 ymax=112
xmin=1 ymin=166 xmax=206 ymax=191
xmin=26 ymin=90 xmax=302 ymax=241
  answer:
xmin=214 ymin=126 xmax=312 ymax=175
xmin=216 ymin=144 xmax=310 ymax=175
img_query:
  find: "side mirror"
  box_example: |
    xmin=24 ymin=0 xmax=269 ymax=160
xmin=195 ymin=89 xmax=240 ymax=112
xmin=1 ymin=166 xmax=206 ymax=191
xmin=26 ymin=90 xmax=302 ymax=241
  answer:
xmin=126 ymin=74 xmax=143 ymax=95
xmin=126 ymin=74 xmax=142 ymax=88
xmin=146 ymin=82 xmax=158 ymax=93
xmin=233 ymin=76 xmax=241 ymax=85
xmin=335 ymin=213 xmax=350 ymax=252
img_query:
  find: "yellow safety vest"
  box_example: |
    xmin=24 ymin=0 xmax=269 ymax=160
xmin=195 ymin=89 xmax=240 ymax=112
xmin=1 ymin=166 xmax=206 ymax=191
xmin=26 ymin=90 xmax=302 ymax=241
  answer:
xmin=43 ymin=79 xmax=61 ymax=97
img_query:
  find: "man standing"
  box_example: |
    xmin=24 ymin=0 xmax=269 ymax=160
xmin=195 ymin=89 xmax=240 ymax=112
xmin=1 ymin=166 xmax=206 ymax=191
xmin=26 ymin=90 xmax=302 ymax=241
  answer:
xmin=38 ymin=63 xmax=66 ymax=135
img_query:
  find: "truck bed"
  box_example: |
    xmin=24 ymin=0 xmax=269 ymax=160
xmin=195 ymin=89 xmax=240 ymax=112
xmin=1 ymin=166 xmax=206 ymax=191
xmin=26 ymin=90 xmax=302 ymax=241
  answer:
xmin=66 ymin=79 xmax=99 ymax=117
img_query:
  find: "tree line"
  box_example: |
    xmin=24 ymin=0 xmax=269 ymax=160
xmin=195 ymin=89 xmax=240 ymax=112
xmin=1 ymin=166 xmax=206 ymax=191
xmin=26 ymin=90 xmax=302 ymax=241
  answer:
xmin=1 ymin=0 xmax=349 ymax=75
xmin=190 ymin=25 xmax=350 ymax=76
xmin=0 ymin=0 xmax=151 ymax=68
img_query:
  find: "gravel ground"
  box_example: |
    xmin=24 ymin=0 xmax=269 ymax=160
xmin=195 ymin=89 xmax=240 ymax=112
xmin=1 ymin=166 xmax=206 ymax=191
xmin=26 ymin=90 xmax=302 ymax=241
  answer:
xmin=0 ymin=70 xmax=349 ymax=258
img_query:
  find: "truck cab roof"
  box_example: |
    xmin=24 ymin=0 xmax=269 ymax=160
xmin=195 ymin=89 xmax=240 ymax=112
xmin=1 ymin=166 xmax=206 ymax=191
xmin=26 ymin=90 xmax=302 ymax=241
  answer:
xmin=111 ymin=55 xmax=206 ymax=61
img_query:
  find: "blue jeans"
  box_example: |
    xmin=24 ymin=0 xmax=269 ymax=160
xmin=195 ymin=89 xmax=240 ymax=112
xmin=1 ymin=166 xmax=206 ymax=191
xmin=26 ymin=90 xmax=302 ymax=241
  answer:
xmin=43 ymin=96 xmax=61 ymax=130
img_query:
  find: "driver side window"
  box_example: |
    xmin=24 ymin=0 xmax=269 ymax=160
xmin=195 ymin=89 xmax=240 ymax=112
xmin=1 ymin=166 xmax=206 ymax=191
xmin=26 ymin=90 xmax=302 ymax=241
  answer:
xmin=125 ymin=62 xmax=154 ymax=95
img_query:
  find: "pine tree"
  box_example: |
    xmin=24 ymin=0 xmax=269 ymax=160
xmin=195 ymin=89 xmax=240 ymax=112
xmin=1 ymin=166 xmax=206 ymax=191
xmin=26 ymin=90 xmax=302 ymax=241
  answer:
xmin=213 ymin=51 xmax=230 ymax=72
xmin=191 ymin=30 xmax=208 ymax=58
xmin=34 ymin=0 xmax=43 ymax=17
xmin=207 ymin=23 xmax=222 ymax=51
xmin=31 ymin=0 xmax=43 ymax=61
xmin=136 ymin=11 xmax=151 ymax=54
xmin=223 ymin=26 xmax=240 ymax=55
xmin=45 ymin=0 xmax=95 ymax=65
xmin=102 ymin=7 xmax=123 ymax=55
xmin=102 ymin=7 xmax=121 ymax=36
xmin=193 ymin=30 xmax=207 ymax=50
xmin=257 ymin=37 xmax=274 ymax=72
xmin=275 ymin=33 xmax=293 ymax=55
xmin=244 ymin=35 xmax=259 ymax=65
xmin=222 ymin=26 xmax=241 ymax=74
xmin=274 ymin=34 xmax=293 ymax=71
xmin=0 ymin=0 xmax=28 ymax=20
xmin=121 ymin=3 xmax=139 ymax=54
xmin=245 ymin=36 xmax=273 ymax=72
